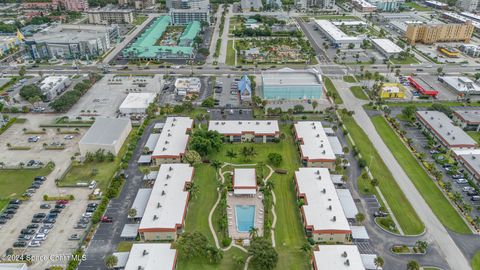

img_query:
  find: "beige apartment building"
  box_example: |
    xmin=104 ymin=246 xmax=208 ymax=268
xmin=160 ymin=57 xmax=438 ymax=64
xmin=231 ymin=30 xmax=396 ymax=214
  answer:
xmin=87 ymin=6 xmax=134 ymax=24
xmin=405 ymin=21 xmax=474 ymax=45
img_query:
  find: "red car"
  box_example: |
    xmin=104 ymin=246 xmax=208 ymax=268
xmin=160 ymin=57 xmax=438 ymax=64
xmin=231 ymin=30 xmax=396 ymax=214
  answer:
xmin=101 ymin=216 xmax=113 ymax=223
xmin=56 ymin=200 xmax=69 ymax=205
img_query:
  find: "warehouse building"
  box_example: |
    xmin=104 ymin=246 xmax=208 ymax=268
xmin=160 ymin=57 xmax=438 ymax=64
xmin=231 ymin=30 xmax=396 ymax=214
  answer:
xmin=208 ymin=120 xmax=280 ymax=143
xmin=293 ymin=121 xmax=336 ymax=169
xmin=261 ymin=68 xmax=323 ymax=100
xmin=87 ymin=5 xmax=134 ymax=24
xmin=312 ymin=245 xmax=366 ymax=270
xmin=438 ymin=76 xmax=480 ymax=96
xmin=294 ymin=168 xmax=351 ymax=243
xmin=170 ymin=8 xmax=210 ymax=25
xmin=151 ymin=117 xmax=193 ymax=164
xmin=38 ymin=75 xmax=71 ymax=101
xmin=452 ymin=109 xmax=480 ymax=131
xmin=416 ymin=110 xmax=477 ymax=149
xmin=371 ymin=38 xmax=403 ymax=58
xmin=119 ymin=93 xmax=156 ymax=114
xmin=78 ymin=117 xmax=132 ymax=156
xmin=138 ymin=164 xmax=194 ymax=241
xmin=233 ymin=168 xmax=257 ymax=195
xmin=124 ymin=243 xmax=177 ymax=270
xmin=314 ymin=20 xmax=363 ymax=48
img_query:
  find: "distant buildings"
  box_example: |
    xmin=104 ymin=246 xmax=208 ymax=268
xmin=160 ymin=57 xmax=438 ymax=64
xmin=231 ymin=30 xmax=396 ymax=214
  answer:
xmin=438 ymin=76 xmax=480 ymax=96
xmin=379 ymin=83 xmax=406 ymax=99
xmin=78 ymin=117 xmax=132 ymax=156
xmin=208 ymin=120 xmax=280 ymax=143
xmin=174 ymin=77 xmax=201 ymax=96
xmin=437 ymin=45 xmax=461 ymax=58
xmin=295 ymin=0 xmax=335 ymax=10
xmin=0 ymin=31 xmax=24 ymax=58
xmin=87 ymin=5 xmax=134 ymax=24
xmin=371 ymin=38 xmax=403 ymax=58
xmin=170 ymin=8 xmax=210 ymax=25
xmin=23 ymin=0 xmax=88 ymax=11
xmin=166 ymin=0 xmax=209 ymax=9
xmin=352 ymin=0 xmax=377 ymax=12
xmin=241 ymin=0 xmax=263 ymax=10
xmin=460 ymin=44 xmax=480 ymax=57
xmin=118 ymin=0 xmax=155 ymax=9
xmin=425 ymin=0 xmax=448 ymax=9
xmin=405 ymin=21 xmax=474 ymax=45
xmin=261 ymin=68 xmax=323 ymax=100
xmin=119 ymin=93 xmax=156 ymax=114
xmin=368 ymin=0 xmax=402 ymax=11
xmin=38 ymin=75 xmax=71 ymax=101
xmin=314 ymin=20 xmax=363 ymax=48
xmin=293 ymin=121 xmax=336 ymax=169
xmin=25 ymin=24 xmax=119 ymax=60
xmin=457 ymin=0 xmax=478 ymax=12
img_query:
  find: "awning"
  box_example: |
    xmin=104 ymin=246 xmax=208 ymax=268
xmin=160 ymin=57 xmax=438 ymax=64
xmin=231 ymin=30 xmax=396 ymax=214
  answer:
xmin=131 ymin=188 xmax=152 ymax=218
xmin=351 ymin=225 xmax=369 ymax=240
xmin=120 ymin=224 xmax=140 ymax=239
xmin=138 ymin=155 xmax=152 ymax=164
xmin=233 ymin=188 xmax=257 ymax=195
xmin=112 ymin=252 xmax=130 ymax=268
xmin=336 ymin=188 xmax=359 ymax=219
xmin=361 ymin=254 xmax=382 ymax=270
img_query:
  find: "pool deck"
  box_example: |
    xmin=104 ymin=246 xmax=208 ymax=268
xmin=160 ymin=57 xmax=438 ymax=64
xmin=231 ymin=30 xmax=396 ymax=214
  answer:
xmin=227 ymin=192 xmax=264 ymax=240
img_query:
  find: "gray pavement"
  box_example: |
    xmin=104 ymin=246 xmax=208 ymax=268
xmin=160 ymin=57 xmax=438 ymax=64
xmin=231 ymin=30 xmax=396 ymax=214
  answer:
xmin=206 ymin=5 xmax=223 ymax=64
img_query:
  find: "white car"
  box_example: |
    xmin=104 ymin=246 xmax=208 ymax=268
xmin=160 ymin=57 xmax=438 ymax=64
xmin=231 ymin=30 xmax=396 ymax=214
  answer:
xmin=64 ymin=135 xmax=74 ymax=140
xmin=34 ymin=233 xmax=47 ymax=241
xmin=463 ymin=186 xmax=475 ymax=192
xmin=82 ymin=212 xmax=93 ymax=218
xmin=456 ymin=179 xmax=468 ymax=184
xmin=29 ymin=241 xmax=41 ymax=247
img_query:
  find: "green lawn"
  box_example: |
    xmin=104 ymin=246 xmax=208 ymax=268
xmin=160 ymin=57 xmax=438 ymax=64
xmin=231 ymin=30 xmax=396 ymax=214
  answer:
xmin=226 ymin=40 xmax=236 ymax=66
xmin=471 ymin=250 xmax=480 ymax=270
xmin=133 ymin=15 xmax=148 ymax=25
xmin=390 ymin=56 xmax=420 ymax=65
xmin=350 ymin=86 xmax=369 ymax=100
xmin=343 ymin=75 xmax=357 ymax=83
xmin=324 ymin=76 xmax=343 ymax=104
xmin=468 ymin=131 xmax=480 ymax=145
xmin=311 ymin=15 xmax=360 ymax=20
xmin=0 ymin=199 xmax=9 ymax=213
xmin=403 ymin=1 xmax=433 ymax=11
xmin=0 ymin=165 xmax=54 ymax=199
xmin=342 ymin=115 xmax=424 ymax=235
xmin=116 ymin=241 xmax=134 ymax=252
xmin=371 ymin=116 xmax=471 ymax=234
xmin=178 ymin=246 xmax=247 ymax=270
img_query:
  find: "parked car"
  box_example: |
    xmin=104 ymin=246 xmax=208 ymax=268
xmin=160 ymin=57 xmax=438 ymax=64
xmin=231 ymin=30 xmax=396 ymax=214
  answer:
xmin=18 ymin=234 xmax=32 ymax=241
xmin=0 ymin=214 xmax=13 ymax=219
xmin=40 ymin=204 xmax=51 ymax=209
xmin=69 ymin=234 xmax=81 ymax=240
xmin=9 ymin=199 xmax=22 ymax=205
xmin=27 ymin=224 xmax=39 ymax=229
xmin=471 ymin=196 xmax=480 ymax=201
xmin=462 ymin=186 xmax=475 ymax=192
xmin=101 ymin=216 xmax=113 ymax=223
xmin=87 ymin=203 xmax=98 ymax=208
xmin=7 ymin=204 xmax=19 ymax=209
xmin=20 ymin=229 xmax=36 ymax=235
xmin=34 ymin=176 xmax=46 ymax=181
xmin=468 ymin=190 xmax=479 ymax=196
xmin=56 ymin=200 xmax=69 ymax=205
xmin=34 ymin=213 xmax=46 ymax=219
xmin=0 ymin=219 xmax=7 ymax=224
xmin=4 ymin=209 xmax=16 ymax=214
xmin=85 ymin=207 xmax=96 ymax=213
xmin=55 ymin=204 xmax=66 ymax=209
xmin=64 ymin=135 xmax=74 ymax=140
xmin=41 ymin=224 xmax=54 ymax=229
xmin=373 ymin=211 xmax=388 ymax=218
xmin=451 ymin=174 xmax=463 ymax=179
xmin=13 ymin=241 xmax=27 ymax=247
xmin=50 ymin=209 xmax=62 ymax=214
xmin=29 ymin=241 xmax=41 ymax=247
xmin=456 ymin=179 xmax=468 ymax=184
xmin=75 ymin=223 xmax=87 ymax=229
xmin=43 ymin=218 xmax=56 ymax=224
xmin=39 ymin=229 xmax=50 ymax=234
xmin=31 ymin=218 xmax=43 ymax=223
xmin=28 ymin=136 xmax=40 ymax=143
xmin=82 ymin=212 xmax=93 ymax=218
xmin=34 ymin=233 xmax=47 ymax=241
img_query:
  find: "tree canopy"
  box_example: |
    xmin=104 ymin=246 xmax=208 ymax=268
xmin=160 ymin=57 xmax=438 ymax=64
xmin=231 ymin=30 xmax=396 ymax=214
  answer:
xmin=20 ymin=85 xmax=43 ymax=101
xmin=189 ymin=130 xmax=223 ymax=156
xmin=249 ymin=237 xmax=278 ymax=270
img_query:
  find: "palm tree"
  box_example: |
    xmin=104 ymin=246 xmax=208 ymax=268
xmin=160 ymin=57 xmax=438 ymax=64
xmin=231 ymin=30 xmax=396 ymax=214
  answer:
xmin=105 ymin=255 xmax=118 ymax=269
xmin=249 ymin=227 xmax=259 ymax=239
xmin=226 ymin=149 xmax=237 ymax=162
xmin=128 ymin=208 xmax=137 ymax=219
xmin=187 ymin=182 xmax=199 ymax=199
xmin=374 ymin=256 xmax=384 ymax=269
xmin=312 ymin=100 xmax=318 ymax=112
xmin=211 ymin=160 xmax=222 ymax=177
xmin=300 ymin=242 xmax=312 ymax=258
xmin=241 ymin=146 xmax=256 ymax=161
xmin=406 ymin=260 xmax=420 ymax=270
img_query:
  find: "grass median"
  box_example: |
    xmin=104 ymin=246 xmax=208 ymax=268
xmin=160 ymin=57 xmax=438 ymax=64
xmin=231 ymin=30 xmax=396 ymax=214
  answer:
xmin=371 ymin=116 xmax=471 ymax=234
xmin=342 ymin=114 xmax=424 ymax=235
xmin=324 ymin=76 xmax=343 ymax=104
xmin=350 ymin=86 xmax=369 ymax=100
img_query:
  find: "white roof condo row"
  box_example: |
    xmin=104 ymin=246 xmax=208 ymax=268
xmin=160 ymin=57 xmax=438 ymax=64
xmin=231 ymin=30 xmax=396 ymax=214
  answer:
xmin=295 ymin=168 xmax=351 ymax=233
xmin=124 ymin=243 xmax=177 ymax=270
xmin=314 ymin=20 xmax=363 ymax=43
xmin=233 ymin=168 xmax=257 ymax=195
xmin=152 ymin=117 xmax=193 ymax=159
xmin=138 ymin=164 xmax=194 ymax=233
xmin=208 ymin=120 xmax=280 ymax=136
xmin=313 ymin=245 xmax=366 ymax=270
xmin=416 ymin=111 xmax=477 ymax=148
xmin=371 ymin=38 xmax=404 ymax=54
xmin=294 ymin=121 xmax=336 ymax=163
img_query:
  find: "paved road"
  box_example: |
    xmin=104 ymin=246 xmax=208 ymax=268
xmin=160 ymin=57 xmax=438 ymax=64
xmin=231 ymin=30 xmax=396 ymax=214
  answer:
xmin=218 ymin=5 xmax=232 ymax=64
xmin=102 ymin=14 xmax=157 ymax=64
xmin=333 ymin=79 xmax=472 ymax=270
xmin=206 ymin=5 xmax=223 ymax=64
xmin=79 ymin=121 xmax=157 ymax=270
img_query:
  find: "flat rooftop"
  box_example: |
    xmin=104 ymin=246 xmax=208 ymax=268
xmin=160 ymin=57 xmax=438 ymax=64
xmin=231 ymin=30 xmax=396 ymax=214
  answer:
xmin=262 ymin=68 xmax=322 ymax=86
xmin=295 ymin=168 xmax=350 ymax=232
xmin=294 ymin=121 xmax=336 ymax=162
xmin=138 ymin=164 xmax=193 ymax=231
xmin=426 ymin=0 xmax=448 ymax=6
xmin=119 ymin=93 xmax=156 ymax=110
xmin=124 ymin=243 xmax=177 ymax=270
xmin=314 ymin=19 xmax=362 ymax=42
xmin=416 ymin=111 xmax=477 ymax=148
xmin=30 ymin=24 xmax=114 ymax=43
xmin=458 ymin=154 xmax=480 ymax=178
xmin=79 ymin=117 xmax=131 ymax=146
xmin=152 ymin=117 xmax=193 ymax=158
xmin=313 ymin=245 xmax=365 ymax=270
xmin=352 ymin=0 xmax=376 ymax=8
xmin=208 ymin=120 xmax=279 ymax=136
xmin=440 ymin=76 xmax=480 ymax=93
xmin=332 ymin=21 xmax=367 ymax=26
xmin=453 ymin=109 xmax=480 ymax=124
xmin=443 ymin=12 xmax=480 ymax=30
xmin=371 ymin=38 xmax=403 ymax=54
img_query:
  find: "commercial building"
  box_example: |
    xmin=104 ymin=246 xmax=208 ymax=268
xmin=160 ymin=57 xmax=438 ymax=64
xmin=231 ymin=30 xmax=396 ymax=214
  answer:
xmin=170 ymin=8 xmax=210 ymax=25
xmin=261 ymin=68 xmax=323 ymax=100
xmin=314 ymin=20 xmax=363 ymax=48
xmin=241 ymin=0 xmax=263 ymax=10
xmin=407 ymin=77 xmax=439 ymax=97
xmin=208 ymin=120 xmax=280 ymax=143
xmin=457 ymin=0 xmax=478 ymax=11
xmin=123 ymin=16 xmax=200 ymax=60
xmin=87 ymin=6 xmax=134 ymax=24
xmin=332 ymin=21 xmax=367 ymax=27
xmin=23 ymin=0 xmax=88 ymax=11
xmin=312 ymin=245 xmax=366 ymax=270
xmin=453 ymin=109 xmax=480 ymax=131
xmin=460 ymin=44 xmax=480 ymax=57
xmin=166 ymin=0 xmax=209 ymax=9
xmin=124 ymin=243 xmax=177 ymax=270
xmin=38 ymin=75 xmax=71 ymax=101
xmin=352 ymin=0 xmax=377 ymax=12
xmin=174 ymin=77 xmax=201 ymax=96
xmin=425 ymin=0 xmax=448 ymax=9
xmin=0 ymin=31 xmax=24 ymax=57
xmin=416 ymin=110 xmax=478 ymax=149
xmin=439 ymin=76 xmax=480 ymax=96
xmin=405 ymin=21 xmax=474 ymax=45
xmin=457 ymin=153 xmax=480 ymax=181
xmin=138 ymin=163 xmax=194 ymax=240
xmin=25 ymin=24 xmax=119 ymax=60
xmin=442 ymin=12 xmax=480 ymax=33
xmin=371 ymin=38 xmax=403 ymax=58
xmin=119 ymin=93 xmax=156 ymax=114
xmin=151 ymin=117 xmax=193 ymax=164
xmin=118 ymin=0 xmax=155 ymax=9
xmin=294 ymin=168 xmax=351 ymax=243
xmin=295 ymin=0 xmax=335 ymax=10
xmin=294 ymin=121 xmax=336 ymax=169
xmin=368 ymin=0 xmax=402 ymax=11
xmin=233 ymin=168 xmax=257 ymax=195
xmin=379 ymin=83 xmax=406 ymax=99
xmin=437 ymin=45 xmax=461 ymax=58
xmin=461 ymin=11 xmax=480 ymax=23
xmin=78 ymin=117 xmax=132 ymax=156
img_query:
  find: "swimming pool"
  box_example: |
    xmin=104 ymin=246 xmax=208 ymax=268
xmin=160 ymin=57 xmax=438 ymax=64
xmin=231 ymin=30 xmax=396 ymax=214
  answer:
xmin=235 ymin=205 xmax=255 ymax=233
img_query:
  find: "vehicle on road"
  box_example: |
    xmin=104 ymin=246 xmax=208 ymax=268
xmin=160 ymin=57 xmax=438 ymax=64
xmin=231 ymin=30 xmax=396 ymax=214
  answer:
xmin=373 ymin=211 xmax=388 ymax=217
xmin=101 ymin=216 xmax=113 ymax=223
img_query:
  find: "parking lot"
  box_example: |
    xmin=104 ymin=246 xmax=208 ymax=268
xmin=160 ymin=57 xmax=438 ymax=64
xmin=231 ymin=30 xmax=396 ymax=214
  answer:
xmin=215 ymin=76 xmax=241 ymax=107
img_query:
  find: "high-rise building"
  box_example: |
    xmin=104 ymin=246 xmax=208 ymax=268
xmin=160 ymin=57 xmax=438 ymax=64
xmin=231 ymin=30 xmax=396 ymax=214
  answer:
xmin=166 ymin=0 xmax=209 ymax=9
xmin=294 ymin=0 xmax=335 ymax=10
xmin=457 ymin=0 xmax=478 ymax=12
xmin=118 ymin=0 xmax=154 ymax=9
xmin=170 ymin=8 xmax=209 ymax=25
xmin=405 ymin=21 xmax=474 ymax=45
xmin=87 ymin=5 xmax=134 ymax=24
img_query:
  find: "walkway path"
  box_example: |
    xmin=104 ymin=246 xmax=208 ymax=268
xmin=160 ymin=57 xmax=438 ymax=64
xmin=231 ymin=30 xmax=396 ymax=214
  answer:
xmin=218 ymin=5 xmax=232 ymax=64
xmin=264 ymin=165 xmax=277 ymax=247
xmin=333 ymin=78 xmax=472 ymax=270
xmin=206 ymin=5 xmax=223 ymax=64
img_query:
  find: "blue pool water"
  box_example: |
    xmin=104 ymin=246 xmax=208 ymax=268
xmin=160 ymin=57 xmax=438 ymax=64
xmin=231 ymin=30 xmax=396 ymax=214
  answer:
xmin=235 ymin=205 xmax=255 ymax=232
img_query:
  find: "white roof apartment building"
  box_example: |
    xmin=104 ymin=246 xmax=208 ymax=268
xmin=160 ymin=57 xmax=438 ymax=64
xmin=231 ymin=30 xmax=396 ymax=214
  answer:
xmin=416 ymin=110 xmax=477 ymax=149
xmin=208 ymin=120 xmax=280 ymax=143
xmin=138 ymin=163 xmax=194 ymax=241
xmin=124 ymin=243 xmax=177 ymax=270
xmin=312 ymin=245 xmax=366 ymax=270
xmin=233 ymin=168 xmax=257 ymax=195
xmin=294 ymin=121 xmax=337 ymax=169
xmin=78 ymin=117 xmax=132 ymax=156
xmin=371 ymin=38 xmax=403 ymax=58
xmin=294 ymin=168 xmax=351 ymax=243
xmin=119 ymin=93 xmax=156 ymax=114
xmin=151 ymin=117 xmax=193 ymax=165
xmin=314 ymin=20 xmax=363 ymax=48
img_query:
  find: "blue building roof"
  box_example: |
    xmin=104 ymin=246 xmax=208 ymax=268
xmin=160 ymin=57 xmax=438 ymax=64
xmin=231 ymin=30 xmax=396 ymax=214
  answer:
xmin=238 ymin=75 xmax=252 ymax=96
